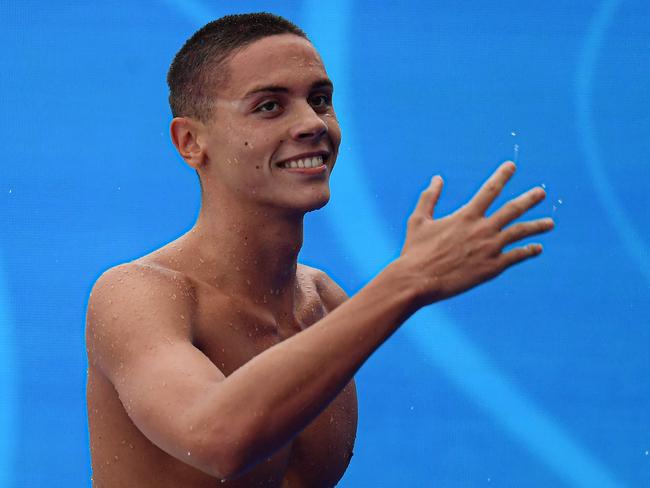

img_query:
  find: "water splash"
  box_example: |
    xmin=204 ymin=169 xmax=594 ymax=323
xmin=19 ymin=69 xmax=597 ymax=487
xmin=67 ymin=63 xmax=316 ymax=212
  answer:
xmin=511 ymin=131 xmax=519 ymax=163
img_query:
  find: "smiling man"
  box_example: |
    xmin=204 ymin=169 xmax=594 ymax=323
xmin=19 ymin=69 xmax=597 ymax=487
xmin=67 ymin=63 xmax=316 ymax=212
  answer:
xmin=85 ymin=12 xmax=554 ymax=487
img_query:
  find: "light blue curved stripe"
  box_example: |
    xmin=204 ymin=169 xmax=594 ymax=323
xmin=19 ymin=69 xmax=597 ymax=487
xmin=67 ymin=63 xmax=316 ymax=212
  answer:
xmin=303 ymin=1 xmax=625 ymax=487
xmin=160 ymin=0 xmax=218 ymax=26
xmin=161 ymin=1 xmax=624 ymax=485
xmin=575 ymin=0 xmax=650 ymax=286
xmin=0 ymin=253 xmax=16 ymax=487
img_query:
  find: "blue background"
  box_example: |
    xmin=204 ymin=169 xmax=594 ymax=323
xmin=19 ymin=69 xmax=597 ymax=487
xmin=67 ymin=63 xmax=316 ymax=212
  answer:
xmin=1 ymin=0 xmax=649 ymax=486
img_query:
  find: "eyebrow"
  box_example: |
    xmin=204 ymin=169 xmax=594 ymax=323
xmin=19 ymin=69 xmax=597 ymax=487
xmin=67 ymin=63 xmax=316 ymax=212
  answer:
xmin=242 ymin=79 xmax=334 ymax=99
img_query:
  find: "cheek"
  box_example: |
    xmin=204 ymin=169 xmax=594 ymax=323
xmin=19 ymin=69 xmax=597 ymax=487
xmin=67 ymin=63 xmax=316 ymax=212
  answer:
xmin=326 ymin=116 xmax=342 ymax=149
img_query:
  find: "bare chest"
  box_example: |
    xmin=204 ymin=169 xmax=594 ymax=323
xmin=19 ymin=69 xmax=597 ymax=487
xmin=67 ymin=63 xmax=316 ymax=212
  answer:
xmin=188 ymin=287 xmax=358 ymax=487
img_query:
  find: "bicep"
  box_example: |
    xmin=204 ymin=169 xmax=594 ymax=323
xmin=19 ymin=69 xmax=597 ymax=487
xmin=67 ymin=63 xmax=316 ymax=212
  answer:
xmin=87 ymin=265 xmax=230 ymax=475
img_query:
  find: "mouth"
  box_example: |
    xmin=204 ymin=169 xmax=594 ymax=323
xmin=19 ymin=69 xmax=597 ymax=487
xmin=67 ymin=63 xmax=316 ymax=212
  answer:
xmin=275 ymin=151 xmax=330 ymax=172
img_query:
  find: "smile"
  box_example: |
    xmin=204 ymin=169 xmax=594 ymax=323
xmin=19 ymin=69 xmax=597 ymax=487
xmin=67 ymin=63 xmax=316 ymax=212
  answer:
xmin=278 ymin=155 xmax=325 ymax=169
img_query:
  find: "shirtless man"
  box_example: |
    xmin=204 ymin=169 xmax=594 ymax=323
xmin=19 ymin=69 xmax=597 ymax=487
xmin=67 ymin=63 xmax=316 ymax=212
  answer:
xmin=85 ymin=12 xmax=554 ymax=487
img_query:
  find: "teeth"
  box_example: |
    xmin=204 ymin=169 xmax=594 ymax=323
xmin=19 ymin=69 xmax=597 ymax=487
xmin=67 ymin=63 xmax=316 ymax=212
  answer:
xmin=279 ymin=155 xmax=324 ymax=169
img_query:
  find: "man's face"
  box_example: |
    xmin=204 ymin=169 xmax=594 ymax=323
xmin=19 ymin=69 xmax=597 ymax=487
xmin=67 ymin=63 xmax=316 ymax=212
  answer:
xmin=198 ymin=34 xmax=341 ymax=215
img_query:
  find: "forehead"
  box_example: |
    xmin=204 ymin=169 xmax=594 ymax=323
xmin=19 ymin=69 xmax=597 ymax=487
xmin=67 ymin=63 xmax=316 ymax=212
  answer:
xmin=223 ymin=34 xmax=328 ymax=97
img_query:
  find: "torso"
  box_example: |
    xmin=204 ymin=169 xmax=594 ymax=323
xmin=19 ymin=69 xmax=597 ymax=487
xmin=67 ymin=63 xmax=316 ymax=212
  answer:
xmin=87 ymin=257 xmax=357 ymax=487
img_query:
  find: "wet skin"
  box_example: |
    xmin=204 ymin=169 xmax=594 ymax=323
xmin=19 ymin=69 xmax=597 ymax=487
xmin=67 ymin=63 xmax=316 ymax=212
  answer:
xmin=87 ymin=260 xmax=357 ymax=487
xmin=86 ymin=34 xmax=357 ymax=487
xmin=86 ymin=32 xmax=555 ymax=487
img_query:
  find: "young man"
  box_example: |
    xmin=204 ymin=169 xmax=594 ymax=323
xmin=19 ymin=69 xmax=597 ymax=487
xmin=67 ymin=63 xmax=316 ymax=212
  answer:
xmin=85 ymin=12 xmax=554 ymax=487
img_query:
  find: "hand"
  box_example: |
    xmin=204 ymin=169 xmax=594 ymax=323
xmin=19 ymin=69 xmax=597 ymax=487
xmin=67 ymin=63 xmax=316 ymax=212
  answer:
xmin=398 ymin=161 xmax=554 ymax=306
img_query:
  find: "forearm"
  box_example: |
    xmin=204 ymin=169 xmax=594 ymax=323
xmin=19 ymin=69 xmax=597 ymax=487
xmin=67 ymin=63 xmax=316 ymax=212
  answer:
xmin=213 ymin=259 xmax=418 ymax=478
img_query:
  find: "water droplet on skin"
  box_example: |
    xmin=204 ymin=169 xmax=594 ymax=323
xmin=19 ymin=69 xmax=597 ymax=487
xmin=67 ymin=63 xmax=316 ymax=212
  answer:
xmin=129 ymin=443 xmax=134 ymax=449
xmin=187 ymin=451 xmax=191 ymax=456
xmin=114 ymin=455 xmax=119 ymax=461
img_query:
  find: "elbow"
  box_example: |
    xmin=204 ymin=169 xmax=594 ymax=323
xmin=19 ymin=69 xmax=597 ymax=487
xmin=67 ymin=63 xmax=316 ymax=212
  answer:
xmin=208 ymin=438 xmax=245 ymax=481
xmin=199 ymin=391 xmax=263 ymax=480
xmin=210 ymin=458 xmax=240 ymax=482
xmin=209 ymin=417 xmax=264 ymax=481
xmin=207 ymin=424 xmax=253 ymax=481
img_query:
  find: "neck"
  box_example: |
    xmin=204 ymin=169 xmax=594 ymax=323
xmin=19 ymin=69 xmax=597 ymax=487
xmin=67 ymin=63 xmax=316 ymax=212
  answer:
xmin=183 ymin=195 xmax=305 ymax=312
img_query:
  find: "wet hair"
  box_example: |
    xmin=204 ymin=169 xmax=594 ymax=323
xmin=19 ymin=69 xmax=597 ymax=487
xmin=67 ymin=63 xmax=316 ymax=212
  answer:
xmin=167 ymin=12 xmax=308 ymax=122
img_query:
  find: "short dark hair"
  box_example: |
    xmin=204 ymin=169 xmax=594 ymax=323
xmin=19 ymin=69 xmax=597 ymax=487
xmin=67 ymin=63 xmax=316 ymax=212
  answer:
xmin=167 ymin=12 xmax=308 ymax=122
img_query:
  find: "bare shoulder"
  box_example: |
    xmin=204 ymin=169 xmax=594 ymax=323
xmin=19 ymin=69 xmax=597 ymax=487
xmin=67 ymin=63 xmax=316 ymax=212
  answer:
xmin=86 ymin=261 xmax=197 ymax=377
xmin=300 ymin=264 xmax=349 ymax=313
xmin=89 ymin=260 xmax=195 ymax=310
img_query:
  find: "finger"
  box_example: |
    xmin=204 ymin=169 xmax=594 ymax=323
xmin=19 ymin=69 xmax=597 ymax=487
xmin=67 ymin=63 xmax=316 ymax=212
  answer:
xmin=467 ymin=161 xmax=516 ymax=216
xmin=499 ymin=243 xmax=543 ymax=268
xmin=490 ymin=186 xmax=547 ymax=229
xmin=499 ymin=218 xmax=554 ymax=248
xmin=414 ymin=175 xmax=444 ymax=219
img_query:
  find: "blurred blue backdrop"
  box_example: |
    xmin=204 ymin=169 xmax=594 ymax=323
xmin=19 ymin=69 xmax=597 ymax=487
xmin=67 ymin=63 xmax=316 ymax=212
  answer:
xmin=1 ymin=0 xmax=648 ymax=486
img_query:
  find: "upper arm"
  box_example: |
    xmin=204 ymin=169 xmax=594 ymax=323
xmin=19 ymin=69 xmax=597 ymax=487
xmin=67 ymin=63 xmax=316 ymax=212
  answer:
xmin=86 ymin=263 xmax=233 ymax=477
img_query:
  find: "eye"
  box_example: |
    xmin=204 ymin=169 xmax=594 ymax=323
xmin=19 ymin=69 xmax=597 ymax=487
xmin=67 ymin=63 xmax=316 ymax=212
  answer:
xmin=310 ymin=94 xmax=332 ymax=109
xmin=255 ymin=100 xmax=281 ymax=113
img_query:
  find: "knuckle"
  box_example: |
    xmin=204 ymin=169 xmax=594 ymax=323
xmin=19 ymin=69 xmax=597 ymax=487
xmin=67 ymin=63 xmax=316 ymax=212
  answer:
xmin=407 ymin=214 xmax=423 ymax=228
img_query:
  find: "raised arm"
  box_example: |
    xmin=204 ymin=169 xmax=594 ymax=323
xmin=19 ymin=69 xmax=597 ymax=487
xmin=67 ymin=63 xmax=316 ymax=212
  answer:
xmin=87 ymin=161 xmax=553 ymax=481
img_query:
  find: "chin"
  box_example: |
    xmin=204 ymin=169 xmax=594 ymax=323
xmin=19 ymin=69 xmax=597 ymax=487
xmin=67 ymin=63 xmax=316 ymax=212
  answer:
xmin=287 ymin=193 xmax=331 ymax=214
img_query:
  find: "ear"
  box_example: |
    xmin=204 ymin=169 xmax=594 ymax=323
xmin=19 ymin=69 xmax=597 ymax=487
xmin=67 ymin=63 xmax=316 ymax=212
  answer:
xmin=170 ymin=117 xmax=206 ymax=170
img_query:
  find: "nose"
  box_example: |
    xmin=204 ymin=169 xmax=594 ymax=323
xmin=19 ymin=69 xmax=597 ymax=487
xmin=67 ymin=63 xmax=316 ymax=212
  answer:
xmin=289 ymin=102 xmax=328 ymax=142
